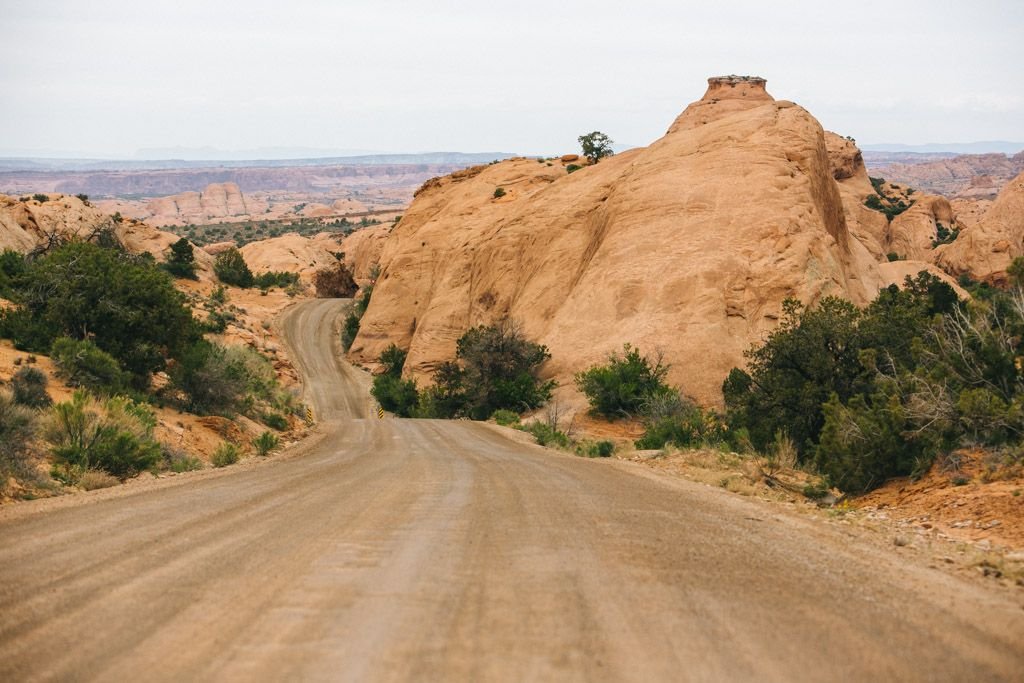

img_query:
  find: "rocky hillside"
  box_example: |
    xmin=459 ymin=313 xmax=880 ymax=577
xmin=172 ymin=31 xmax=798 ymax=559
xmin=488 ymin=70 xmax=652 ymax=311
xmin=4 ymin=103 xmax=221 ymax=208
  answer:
xmin=0 ymin=193 xmax=214 ymax=276
xmin=867 ymin=151 xmax=1024 ymax=199
xmin=350 ymin=76 xmax=967 ymax=405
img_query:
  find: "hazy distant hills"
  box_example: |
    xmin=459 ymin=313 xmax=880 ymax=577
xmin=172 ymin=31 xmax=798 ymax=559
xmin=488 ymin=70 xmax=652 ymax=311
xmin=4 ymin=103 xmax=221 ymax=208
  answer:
xmin=0 ymin=152 xmax=517 ymax=173
xmin=861 ymin=141 xmax=1024 ymax=155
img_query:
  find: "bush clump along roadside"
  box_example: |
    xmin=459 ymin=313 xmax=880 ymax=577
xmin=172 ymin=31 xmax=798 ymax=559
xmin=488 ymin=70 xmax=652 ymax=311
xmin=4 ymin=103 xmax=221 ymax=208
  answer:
xmin=723 ymin=272 xmax=975 ymax=493
xmin=0 ymin=242 xmax=198 ymax=388
xmin=0 ymin=239 xmax=300 ymax=492
xmin=341 ymin=284 xmax=374 ymax=351
xmin=575 ymin=344 xmax=672 ymax=418
xmin=419 ymin=319 xmax=556 ymax=420
xmin=366 ymin=320 xmax=555 ymax=422
xmin=370 ymin=344 xmax=420 ymax=417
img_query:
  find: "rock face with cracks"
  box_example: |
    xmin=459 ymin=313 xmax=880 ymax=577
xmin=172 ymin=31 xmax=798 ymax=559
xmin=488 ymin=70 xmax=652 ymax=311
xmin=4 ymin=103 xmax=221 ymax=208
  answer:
xmin=351 ymin=76 xmax=902 ymax=405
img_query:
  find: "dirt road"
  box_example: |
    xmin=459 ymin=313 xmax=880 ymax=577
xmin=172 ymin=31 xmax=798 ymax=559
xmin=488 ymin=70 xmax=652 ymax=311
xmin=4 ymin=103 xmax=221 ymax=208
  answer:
xmin=1 ymin=298 xmax=1022 ymax=681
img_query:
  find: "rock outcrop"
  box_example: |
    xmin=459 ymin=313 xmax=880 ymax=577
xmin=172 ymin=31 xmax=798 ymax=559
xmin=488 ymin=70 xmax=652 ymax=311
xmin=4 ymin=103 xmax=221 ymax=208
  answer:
xmin=0 ymin=193 xmax=213 ymax=277
xmin=351 ymin=76 xmax=897 ymax=405
xmin=239 ymin=233 xmax=341 ymax=281
xmin=935 ymin=172 xmax=1024 ymax=285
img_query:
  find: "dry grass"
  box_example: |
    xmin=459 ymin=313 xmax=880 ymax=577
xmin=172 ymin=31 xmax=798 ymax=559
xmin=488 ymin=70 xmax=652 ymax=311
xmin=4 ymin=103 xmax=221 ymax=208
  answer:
xmin=79 ymin=469 xmax=120 ymax=491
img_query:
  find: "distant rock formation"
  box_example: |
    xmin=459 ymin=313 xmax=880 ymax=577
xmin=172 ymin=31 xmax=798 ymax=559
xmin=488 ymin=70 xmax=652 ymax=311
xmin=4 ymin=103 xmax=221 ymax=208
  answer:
xmin=935 ymin=171 xmax=1024 ymax=285
xmin=868 ymin=151 xmax=1024 ymax=199
xmin=239 ymin=233 xmax=341 ymax=281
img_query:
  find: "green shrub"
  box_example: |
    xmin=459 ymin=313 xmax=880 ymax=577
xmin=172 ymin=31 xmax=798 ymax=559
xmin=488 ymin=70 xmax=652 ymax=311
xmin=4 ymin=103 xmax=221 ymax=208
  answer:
xmin=520 ymin=421 xmax=570 ymax=448
xmin=213 ymin=248 xmax=255 ymax=288
xmin=211 ymin=442 xmax=241 ymax=467
xmin=887 ymin=252 xmax=901 ymax=262
xmin=263 ymin=412 xmax=289 ymax=431
xmin=425 ymin=320 xmax=555 ymax=420
xmin=252 ymin=431 xmax=280 ymax=456
xmin=575 ymin=344 xmax=671 ymax=417
xmin=0 ymin=249 xmax=27 ymax=297
xmin=253 ymin=270 xmax=300 ymax=290
xmin=45 ymin=390 xmax=161 ymax=481
xmin=75 ymin=193 xmax=90 ymax=206
xmin=372 ymin=374 xmax=420 ymax=417
xmin=370 ymin=344 xmax=420 ymax=417
xmin=491 ymin=409 xmax=520 ymax=426
xmin=32 ymin=193 xmax=49 ymax=203
xmin=493 ymin=187 xmax=506 ymax=198
xmin=577 ymin=440 xmax=615 ymax=457
xmin=50 ymin=337 xmax=129 ymax=395
xmin=11 ymin=365 xmax=51 ymax=408
xmin=635 ymin=392 xmax=725 ymax=450
xmin=0 ymin=391 xmax=37 ymax=491
xmin=566 ymin=164 xmax=581 ymax=174
xmin=0 ymin=241 xmax=198 ymax=385
xmin=163 ymin=447 xmax=203 ymax=473
xmin=162 ymin=238 xmax=198 ymax=280
xmin=340 ymin=285 xmax=374 ymax=351
xmin=931 ymin=223 xmax=960 ymax=248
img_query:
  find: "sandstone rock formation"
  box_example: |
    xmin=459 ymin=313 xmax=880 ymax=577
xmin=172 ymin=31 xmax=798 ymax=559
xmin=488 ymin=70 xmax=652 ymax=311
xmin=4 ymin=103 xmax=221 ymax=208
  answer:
xmin=351 ymin=76 xmax=906 ymax=405
xmin=935 ymin=171 xmax=1024 ymax=285
xmin=868 ymin=151 xmax=1024 ymax=199
xmin=140 ymin=182 xmax=251 ymax=225
xmin=239 ymin=233 xmax=341 ymax=281
xmin=0 ymin=193 xmax=213 ymax=277
xmin=337 ymin=224 xmax=390 ymax=282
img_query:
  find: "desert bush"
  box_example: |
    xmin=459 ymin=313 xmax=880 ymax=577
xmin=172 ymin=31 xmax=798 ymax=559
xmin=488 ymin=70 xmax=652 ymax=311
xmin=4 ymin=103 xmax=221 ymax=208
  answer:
xmin=170 ymin=341 xmax=245 ymax=415
xmin=370 ymin=344 xmax=420 ymax=417
xmin=491 ymin=409 xmax=520 ymax=426
xmin=263 ymin=412 xmax=289 ymax=431
xmin=566 ymin=164 xmax=582 ymax=174
xmin=0 ymin=241 xmax=198 ymax=386
xmin=32 ymin=193 xmax=49 ymax=203
xmin=253 ymin=270 xmax=300 ymax=290
xmin=340 ymin=285 xmax=373 ymax=351
xmin=162 ymin=446 xmax=204 ymax=473
xmin=162 ymin=238 xmax=198 ymax=280
xmin=575 ymin=344 xmax=671 ymax=417
xmin=577 ymin=440 xmax=615 ymax=457
xmin=635 ymin=391 xmax=726 ymax=450
xmin=313 ymin=262 xmax=358 ymax=298
xmin=79 ymin=469 xmax=119 ymax=490
xmin=493 ymin=187 xmax=506 ymax=198
xmin=252 ymin=431 xmax=280 ymax=456
xmin=0 ymin=391 xmax=37 ymax=490
xmin=50 ymin=337 xmax=129 ymax=395
xmin=211 ymin=442 xmax=240 ymax=468
xmin=11 ymin=365 xmax=51 ymax=408
xmin=424 ymin=320 xmax=555 ymax=420
xmin=520 ymin=421 xmax=571 ymax=448
xmin=45 ymin=390 xmax=162 ymax=481
xmin=213 ymin=248 xmax=255 ymax=288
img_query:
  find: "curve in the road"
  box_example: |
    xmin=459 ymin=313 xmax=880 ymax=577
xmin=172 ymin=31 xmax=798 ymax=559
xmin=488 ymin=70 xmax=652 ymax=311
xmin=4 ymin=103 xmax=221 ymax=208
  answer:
xmin=0 ymin=299 xmax=1022 ymax=681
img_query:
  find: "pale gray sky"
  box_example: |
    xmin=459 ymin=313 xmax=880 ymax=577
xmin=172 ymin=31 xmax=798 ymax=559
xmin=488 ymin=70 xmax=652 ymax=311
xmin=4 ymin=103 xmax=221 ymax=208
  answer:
xmin=1 ymin=0 xmax=1022 ymax=158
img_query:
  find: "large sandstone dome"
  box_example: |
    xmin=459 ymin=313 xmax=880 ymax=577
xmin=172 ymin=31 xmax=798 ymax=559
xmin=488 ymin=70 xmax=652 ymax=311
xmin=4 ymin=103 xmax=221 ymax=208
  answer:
xmin=350 ymin=76 xmax=942 ymax=405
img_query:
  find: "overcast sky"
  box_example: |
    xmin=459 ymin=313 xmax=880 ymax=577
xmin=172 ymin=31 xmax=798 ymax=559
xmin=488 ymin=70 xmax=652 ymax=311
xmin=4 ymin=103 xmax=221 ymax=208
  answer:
xmin=1 ymin=0 xmax=1022 ymax=158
